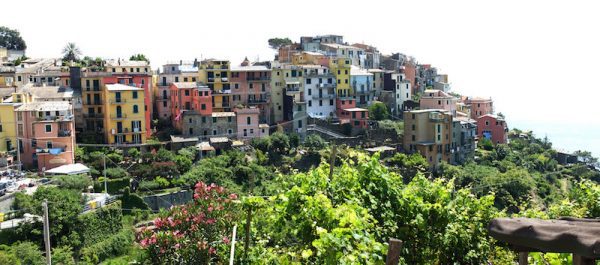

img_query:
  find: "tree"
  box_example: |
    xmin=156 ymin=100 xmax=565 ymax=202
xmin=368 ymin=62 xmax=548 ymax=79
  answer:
xmin=267 ymin=37 xmax=292 ymax=49
xmin=137 ymin=182 xmax=240 ymax=264
xmin=368 ymin=101 xmax=389 ymax=120
xmin=574 ymin=150 xmax=598 ymax=166
xmin=52 ymin=245 xmax=75 ymax=265
xmin=386 ymin=153 xmax=429 ymax=182
xmin=0 ymin=26 xmax=27 ymax=50
xmin=13 ymin=242 xmax=44 ymax=265
xmin=62 ymin=42 xmax=81 ymax=62
xmin=129 ymin=54 xmax=149 ymax=63
xmin=269 ymin=132 xmax=290 ymax=154
xmin=303 ymin=134 xmax=327 ymax=151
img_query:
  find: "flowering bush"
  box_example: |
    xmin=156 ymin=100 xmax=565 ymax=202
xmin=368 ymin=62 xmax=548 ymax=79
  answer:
xmin=137 ymin=182 xmax=240 ymax=264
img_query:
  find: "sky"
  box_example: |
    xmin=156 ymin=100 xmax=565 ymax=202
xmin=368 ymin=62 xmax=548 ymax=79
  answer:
xmin=2 ymin=0 xmax=599 ymax=155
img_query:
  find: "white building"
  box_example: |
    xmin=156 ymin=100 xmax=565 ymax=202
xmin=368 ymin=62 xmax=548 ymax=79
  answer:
xmin=303 ymin=65 xmax=336 ymax=119
xmin=392 ymin=73 xmax=412 ymax=116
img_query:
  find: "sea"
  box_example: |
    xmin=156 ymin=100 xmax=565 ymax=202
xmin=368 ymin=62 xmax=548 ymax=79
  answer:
xmin=509 ymin=119 xmax=600 ymax=158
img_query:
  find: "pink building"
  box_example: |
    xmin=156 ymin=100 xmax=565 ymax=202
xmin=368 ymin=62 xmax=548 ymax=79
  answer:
xmin=235 ymin=107 xmax=261 ymax=140
xmin=420 ymin=89 xmax=457 ymax=116
xmin=15 ymin=101 xmax=75 ymax=172
xmin=336 ymin=97 xmax=356 ymax=118
xmin=230 ymin=63 xmax=271 ymax=124
xmin=465 ymin=97 xmax=493 ymax=119
xmin=476 ymin=114 xmax=508 ymax=144
xmin=339 ymin=107 xmax=369 ymax=128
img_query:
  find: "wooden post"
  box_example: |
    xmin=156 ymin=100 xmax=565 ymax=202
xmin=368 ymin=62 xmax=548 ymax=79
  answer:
xmin=518 ymin=252 xmax=528 ymax=265
xmin=243 ymin=206 xmax=252 ymax=262
xmin=573 ymin=254 xmax=596 ymax=265
xmin=385 ymin=238 xmax=402 ymax=265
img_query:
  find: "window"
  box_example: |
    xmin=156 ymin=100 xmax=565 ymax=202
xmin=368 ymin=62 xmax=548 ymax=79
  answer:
xmin=485 ymin=121 xmax=489 ymax=126
xmin=213 ymin=130 xmax=217 ymax=135
xmin=345 ymin=79 xmax=348 ymax=84
xmin=184 ymin=77 xmax=188 ymax=82
xmin=47 ymin=141 xmax=53 ymax=149
xmin=184 ymin=90 xmax=190 ymax=96
xmin=228 ymin=129 xmax=233 ymax=134
xmin=133 ymin=105 xmax=139 ymax=113
xmin=308 ymin=100 xmax=312 ymax=107
xmin=163 ymin=101 xmax=167 ymax=107
xmin=202 ymin=117 xmax=206 ymax=123
xmin=45 ymin=124 xmax=52 ymax=133
xmin=319 ymin=100 xmax=323 ymax=106
xmin=175 ymin=77 xmax=179 ymax=82
xmin=345 ymin=70 xmax=348 ymax=75
xmin=298 ymin=120 xmax=302 ymax=128
xmin=412 ymin=124 xmax=415 ymax=131
xmin=234 ymin=83 xmax=239 ymax=89
xmin=306 ymin=78 xmax=312 ymax=84
xmin=250 ymin=129 xmax=254 ymax=134
xmin=330 ymin=99 xmax=334 ymax=105
xmin=247 ymin=117 xmax=251 ymax=125
xmin=201 ymin=104 xmax=206 ymax=110
xmin=213 ymin=117 xmax=217 ymax=123
xmin=228 ymin=117 xmax=232 ymax=123
xmin=189 ymin=128 xmax=193 ymax=135
xmin=0 ymin=124 xmax=2 ymax=132
xmin=354 ymin=121 xmax=359 ymax=126
xmin=308 ymin=89 xmax=311 ymax=95
xmin=243 ymin=129 xmax=247 ymax=136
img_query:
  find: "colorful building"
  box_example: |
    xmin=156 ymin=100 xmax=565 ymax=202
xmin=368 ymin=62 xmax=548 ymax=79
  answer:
xmin=304 ymin=65 xmax=336 ymax=119
xmin=199 ymin=59 xmax=232 ymax=112
xmin=464 ymin=97 xmax=494 ymax=119
xmin=230 ymin=63 xmax=271 ymax=123
xmin=350 ymin=65 xmax=374 ymax=107
xmin=403 ymin=109 xmax=454 ymax=168
xmin=330 ymin=58 xmax=352 ymax=98
xmin=235 ymin=107 xmax=260 ymax=140
xmin=476 ymin=114 xmax=508 ymax=144
xmin=420 ymin=89 xmax=457 ymax=116
xmin=15 ymin=101 xmax=75 ymax=172
xmin=103 ymin=84 xmax=147 ymax=145
xmin=156 ymin=62 xmax=199 ymax=121
xmin=0 ymin=101 xmax=17 ymax=153
xmin=339 ymin=107 xmax=369 ymax=128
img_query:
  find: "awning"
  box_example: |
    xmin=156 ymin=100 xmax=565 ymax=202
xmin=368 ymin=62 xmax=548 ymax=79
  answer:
xmin=45 ymin=163 xmax=90 ymax=175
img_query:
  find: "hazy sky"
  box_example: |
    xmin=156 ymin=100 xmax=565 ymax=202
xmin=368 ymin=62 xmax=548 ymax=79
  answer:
xmin=2 ymin=0 xmax=599 ymax=154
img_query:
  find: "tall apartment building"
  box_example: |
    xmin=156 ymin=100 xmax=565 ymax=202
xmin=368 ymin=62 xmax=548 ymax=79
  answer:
xmin=199 ymin=59 xmax=231 ymax=112
xmin=403 ymin=109 xmax=454 ymax=169
xmin=156 ymin=61 xmax=199 ymax=121
xmin=230 ymin=63 xmax=271 ymax=124
xmin=303 ymin=65 xmax=336 ymax=119
xmin=103 ymin=84 xmax=147 ymax=145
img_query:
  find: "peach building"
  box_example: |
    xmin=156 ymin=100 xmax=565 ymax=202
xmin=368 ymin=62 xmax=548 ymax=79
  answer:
xmin=464 ymin=97 xmax=493 ymax=119
xmin=235 ymin=106 xmax=260 ymax=140
xmin=170 ymin=82 xmax=212 ymax=130
xmin=15 ymin=101 xmax=75 ymax=172
xmin=419 ymin=89 xmax=457 ymax=116
xmin=403 ymin=109 xmax=454 ymax=168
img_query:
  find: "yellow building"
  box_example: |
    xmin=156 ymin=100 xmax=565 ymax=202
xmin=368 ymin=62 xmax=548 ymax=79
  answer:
xmin=0 ymin=102 xmax=17 ymax=152
xmin=80 ymin=73 xmax=107 ymax=134
xmin=199 ymin=60 xmax=231 ymax=111
xmin=329 ymin=58 xmax=352 ymax=97
xmin=103 ymin=84 xmax=147 ymax=145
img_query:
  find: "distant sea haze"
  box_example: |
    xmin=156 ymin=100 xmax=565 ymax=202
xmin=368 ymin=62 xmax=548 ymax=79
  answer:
xmin=510 ymin=119 xmax=600 ymax=158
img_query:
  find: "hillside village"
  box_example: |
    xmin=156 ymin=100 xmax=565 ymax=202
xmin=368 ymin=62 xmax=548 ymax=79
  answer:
xmin=1 ymin=32 xmax=599 ymax=264
xmin=1 ymin=34 xmax=507 ymax=172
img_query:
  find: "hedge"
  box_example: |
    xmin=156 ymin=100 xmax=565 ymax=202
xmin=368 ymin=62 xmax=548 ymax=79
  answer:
xmin=93 ymin=177 xmax=130 ymax=194
xmin=121 ymin=188 xmax=150 ymax=214
xmin=76 ymin=201 xmax=123 ymax=247
xmin=80 ymin=229 xmax=133 ymax=264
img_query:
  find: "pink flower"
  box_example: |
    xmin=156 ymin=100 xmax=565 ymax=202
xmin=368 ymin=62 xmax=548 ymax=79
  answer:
xmin=223 ymin=236 xmax=230 ymax=244
xmin=206 ymin=218 xmax=216 ymax=224
xmin=140 ymin=238 xmax=148 ymax=247
xmin=194 ymin=193 xmax=199 ymax=200
xmin=229 ymin=193 xmax=238 ymax=200
xmin=208 ymin=206 xmax=214 ymax=212
xmin=174 ymin=243 xmax=181 ymax=249
xmin=209 ymin=247 xmax=216 ymax=255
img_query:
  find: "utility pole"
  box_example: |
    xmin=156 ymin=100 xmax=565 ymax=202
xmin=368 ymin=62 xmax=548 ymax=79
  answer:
xmin=329 ymin=145 xmax=337 ymax=179
xmin=16 ymin=138 xmax=21 ymax=172
xmin=103 ymin=154 xmax=107 ymax=194
xmin=42 ymin=200 xmax=51 ymax=265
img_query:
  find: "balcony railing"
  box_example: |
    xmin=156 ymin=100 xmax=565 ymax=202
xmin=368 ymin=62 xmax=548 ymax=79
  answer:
xmin=86 ymin=100 xmax=103 ymax=105
xmin=36 ymin=115 xmax=72 ymax=122
xmin=36 ymin=145 xmax=67 ymax=154
xmin=83 ymin=113 xmax=102 ymax=118
xmin=286 ymin=87 xmax=301 ymax=92
xmin=110 ymin=99 xmax=126 ymax=104
xmin=312 ymin=94 xmax=335 ymax=100
xmin=248 ymin=98 xmax=268 ymax=104
xmin=246 ymin=76 xmax=270 ymax=81
xmin=58 ymin=130 xmax=72 ymax=137
xmin=110 ymin=114 xmax=127 ymax=119
xmin=113 ymin=127 xmax=142 ymax=134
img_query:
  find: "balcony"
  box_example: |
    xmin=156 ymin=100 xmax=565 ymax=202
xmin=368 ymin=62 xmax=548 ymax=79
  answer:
xmin=286 ymin=86 xmax=300 ymax=93
xmin=312 ymin=94 xmax=335 ymax=100
xmin=318 ymin=83 xmax=336 ymax=89
xmin=36 ymin=115 xmax=72 ymax=122
xmin=110 ymin=114 xmax=127 ymax=120
xmin=246 ymin=76 xmax=270 ymax=82
xmin=58 ymin=130 xmax=72 ymax=137
xmin=83 ymin=113 xmax=102 ymax=118
xmin=85 ymin=100 xmax=103 ymax=106
xmin=110 ymin=99 xmax=126 ymax=104
xmin=112 ymin=127 xmax=143 ymax=134
xmin=248 ymin=98 xmax=268 ymax=105
xmin=36 ymin=145 xmax=67 ymax=154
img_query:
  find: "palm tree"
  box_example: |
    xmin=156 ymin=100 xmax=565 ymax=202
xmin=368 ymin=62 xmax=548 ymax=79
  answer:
xmin=62 ymin=42 xmax=81 ymax=62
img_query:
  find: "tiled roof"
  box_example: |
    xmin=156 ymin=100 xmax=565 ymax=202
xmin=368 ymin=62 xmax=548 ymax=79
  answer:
xmin=15 ymin=101 xmax=70 ymax=112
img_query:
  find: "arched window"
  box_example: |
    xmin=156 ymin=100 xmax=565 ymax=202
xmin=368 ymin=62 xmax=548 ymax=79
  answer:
xmin=133 ymin=105 xmax=139 ymax=113
xmin=247 ymin=117 xmax=251 ymax=125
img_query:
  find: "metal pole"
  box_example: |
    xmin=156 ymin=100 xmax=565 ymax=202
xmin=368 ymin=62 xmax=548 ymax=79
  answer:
xmin=103 ymin=154 xmax=107 ymax=194
xmin=42 ymin=199 xmax=51 ymax=265
xmin=229 ymin=225 xmax=237 ymax=265
xmin=16 ymin=138 xmax=21 ymax=172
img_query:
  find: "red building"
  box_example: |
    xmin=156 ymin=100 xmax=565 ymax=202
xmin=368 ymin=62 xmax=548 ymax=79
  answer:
xmin=336 ymin=97 xmax=356 ymax=118
xmin=339 ymin=107 xmax=369 ymax=128
xmin=170 ymin=82 xmax=212 ymax=130
xmin=476 ymin=114 xmax=508 ymax=144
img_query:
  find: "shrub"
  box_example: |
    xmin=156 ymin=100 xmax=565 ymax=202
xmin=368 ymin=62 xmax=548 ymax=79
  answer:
xmin=103 ymin=167 xmax=128 ymax=179
xmin=13 ymin=242 xmax=44 ymax=265
xmin=121 ymin=188 xmax=150 ymax=214
xmin=138 ymin=180 xmax=161 ymax=191
xmin=154 ymin=176 xmax=170 ymax=189
xmin=93 ymin=177 xmax=130 ymax=194
xmin=53 ymin=174 xmax=93 ymax=191
xmin=52 ymin=245 xmax=75 ymax=265
xmin=80 ymin=229 xmax=133 ymax=264
xmin=76 ymin=201 xmax=123 ymax=247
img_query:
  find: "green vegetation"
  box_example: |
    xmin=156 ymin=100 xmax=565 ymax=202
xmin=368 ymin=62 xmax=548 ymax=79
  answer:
xmin=0 ymin=26 xmax=27 ymax=50
xmin=267 ymin=37 xmax=292 ymax=49
xmin=62 ymin=42 xmax=81 ymax=62
xmin=368 ymin=101 xmax=389 ymax=120
xmin=129 ymin=54 xmax=150 ymax=63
